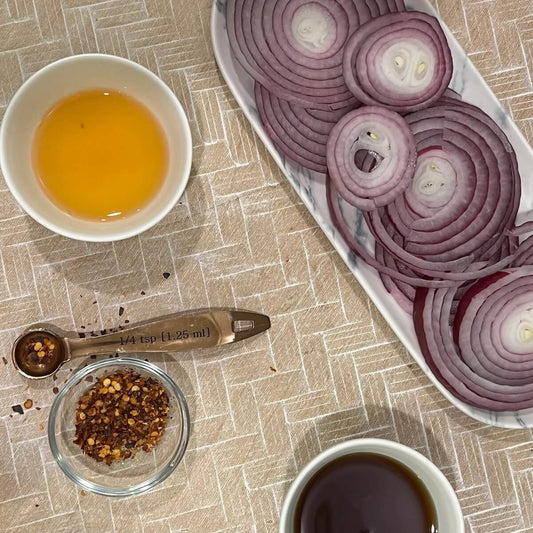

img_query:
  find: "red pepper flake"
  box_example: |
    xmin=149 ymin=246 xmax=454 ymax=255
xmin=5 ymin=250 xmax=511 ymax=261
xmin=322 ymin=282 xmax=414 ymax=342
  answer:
xmin=74 ymin=370 xmax=170 ymax=466
xmin=35 ymin=407 xmax=41 ymax=411
xmin=269 ymin=366 xmax=277 ymax=372
xmin=39 ymin=424 xmax=44 ymax=431
xmin=52 ymin=387 xmax=59 ymax=394
xmin=23 ymin=399 xmax=33 ymax=409
xmin=163 ymin=272 xmax=170 ymax=279
xmin=80 ymin=490 xmax=86 ymax=496
xmin=2 ymin=357 xmax=7 ymax=365
xmin=140 ymin=290 xmax=145 ymax=295
xmin=118 ymin=306 xmax=124 ymax=317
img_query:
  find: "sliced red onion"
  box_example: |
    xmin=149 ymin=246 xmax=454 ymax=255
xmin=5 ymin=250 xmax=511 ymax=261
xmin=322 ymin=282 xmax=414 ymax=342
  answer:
xmin=512 ymin=235 xmax=533 ymax=267
xmin=414 ymin=268 xmax=533 ymax=411
xmin=375 ymin=243 xmax=416 ymax=313
xmin=343 ymin=11 xmax=452 ymax=112
xmin=362 ymin=101 xmax=522 ymax=280
xmin=254 ymin=83 xmax=358 ymax=172
xmin=326 ymin=106 xmax=416 ymax=210
xmin=365 ymin=0 xmax=406 ymax=18
xmin=226 ymin=0 xmax=404 ymax=109
xmin=508 ymin=221 xmax=533 ymax=237
xmin=327 ymin=176 xmax=460 ymax=289
xmin=227 ymin=0 xmax=360 ymax=109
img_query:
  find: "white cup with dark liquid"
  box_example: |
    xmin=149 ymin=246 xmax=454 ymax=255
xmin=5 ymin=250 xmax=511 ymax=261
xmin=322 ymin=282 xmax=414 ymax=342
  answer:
xmin=280 ymin=438 xmax=463 ymax=533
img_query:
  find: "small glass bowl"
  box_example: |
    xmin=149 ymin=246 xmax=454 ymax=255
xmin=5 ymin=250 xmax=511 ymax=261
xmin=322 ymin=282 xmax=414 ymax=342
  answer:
xmin=48 ymin=358 xmax=190 ymax=497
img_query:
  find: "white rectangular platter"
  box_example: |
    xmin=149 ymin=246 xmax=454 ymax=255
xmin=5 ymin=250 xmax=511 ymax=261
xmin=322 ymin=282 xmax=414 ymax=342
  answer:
xmin=211 ymin=0 xmax=533 ymax=428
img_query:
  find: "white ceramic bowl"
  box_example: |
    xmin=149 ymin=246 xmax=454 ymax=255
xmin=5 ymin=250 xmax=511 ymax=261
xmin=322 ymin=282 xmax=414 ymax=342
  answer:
xmin=279 ymin=438 xmax=464 ymax=533
xmin=0 ymin=54 xmax=192 ymax=242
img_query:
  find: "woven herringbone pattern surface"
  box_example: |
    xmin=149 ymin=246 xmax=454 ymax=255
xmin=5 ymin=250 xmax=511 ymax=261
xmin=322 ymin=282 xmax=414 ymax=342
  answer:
xmin=0 ymin=1 xmax=532 ymax=531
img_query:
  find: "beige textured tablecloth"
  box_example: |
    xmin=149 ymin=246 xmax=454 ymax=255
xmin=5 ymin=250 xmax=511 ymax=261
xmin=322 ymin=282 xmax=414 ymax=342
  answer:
xmin=0 ymin=1 xmax=532 ymax=531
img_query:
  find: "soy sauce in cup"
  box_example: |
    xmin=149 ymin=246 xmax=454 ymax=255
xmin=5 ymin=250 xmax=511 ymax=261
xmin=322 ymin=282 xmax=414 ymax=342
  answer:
xmin=294 ymin=452 xmax=438 ymax=533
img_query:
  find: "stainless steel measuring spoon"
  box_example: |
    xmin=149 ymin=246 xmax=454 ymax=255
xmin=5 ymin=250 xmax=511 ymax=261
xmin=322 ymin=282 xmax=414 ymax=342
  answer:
xmin=12 ymin=308 xmax=270 ymax=379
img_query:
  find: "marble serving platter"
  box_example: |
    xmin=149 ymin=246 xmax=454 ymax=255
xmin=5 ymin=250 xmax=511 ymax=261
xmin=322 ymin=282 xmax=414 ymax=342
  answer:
xmin=211 ymin=0 xmax=533 ymax=428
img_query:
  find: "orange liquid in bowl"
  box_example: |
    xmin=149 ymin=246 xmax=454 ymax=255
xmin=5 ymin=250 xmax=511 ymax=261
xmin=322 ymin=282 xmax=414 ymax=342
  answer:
xmin=32 ymin=89 xmax=168 ymax=222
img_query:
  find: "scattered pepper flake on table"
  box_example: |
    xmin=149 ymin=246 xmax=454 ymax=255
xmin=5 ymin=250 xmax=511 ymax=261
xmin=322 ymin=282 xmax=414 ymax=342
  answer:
xmin=11 ymin=405 xmax=23 ymax=415
xmin=23 ymin=399 xmax=33 ymax=409
xmin=73 ymin=369 xmax=169 ymax=466
xmin=163 ymin=272 xmax=170 ymax=279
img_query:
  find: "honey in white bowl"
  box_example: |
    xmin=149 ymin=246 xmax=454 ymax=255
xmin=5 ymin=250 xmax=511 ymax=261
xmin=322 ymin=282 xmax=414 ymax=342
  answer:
xmin=32 ymin=89 xmax=168 ymax=222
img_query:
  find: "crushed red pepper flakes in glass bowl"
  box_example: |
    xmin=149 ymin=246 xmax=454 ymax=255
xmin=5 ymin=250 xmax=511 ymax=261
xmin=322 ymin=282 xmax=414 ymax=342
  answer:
xmin=48 ymin=358 xmax=190 ymax=497
xmin=73 ymin=370 xmax=170 ymax=466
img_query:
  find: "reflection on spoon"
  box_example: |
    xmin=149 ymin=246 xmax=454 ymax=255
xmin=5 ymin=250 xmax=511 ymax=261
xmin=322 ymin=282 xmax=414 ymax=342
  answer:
xmin=12 ymin=308 xmax=271 ymax=379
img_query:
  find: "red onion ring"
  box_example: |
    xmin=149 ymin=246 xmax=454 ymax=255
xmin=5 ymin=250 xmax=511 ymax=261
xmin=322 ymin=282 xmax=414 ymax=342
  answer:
xmin=255 ymin=83 xmax=358 ymax=172
xmin=343 ymin=11 xmax=452 ymax=112
xmin=326 ymin=106 xmax=416 ymax=210
xmin=226 ymin=0 xmax=404 ymax=109
xmin=327 ymin=176 xmax=461 ymax=289
xmin=414 ymin=269 xmax=533 ymax=411
xmin=375 ymin=243 xmax=416 ymax=313
xmin=362 ymin=100 xmax=522 ymax=280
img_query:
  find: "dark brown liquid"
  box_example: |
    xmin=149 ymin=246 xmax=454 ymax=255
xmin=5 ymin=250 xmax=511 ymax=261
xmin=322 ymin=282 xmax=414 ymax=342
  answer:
xmin=294 ymin=453 xmax=438 ymax=533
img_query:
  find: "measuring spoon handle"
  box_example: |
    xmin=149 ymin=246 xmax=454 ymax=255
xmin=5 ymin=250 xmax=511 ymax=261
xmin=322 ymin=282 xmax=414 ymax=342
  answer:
xmin=66 ymin=309 xmax=270 ymax=358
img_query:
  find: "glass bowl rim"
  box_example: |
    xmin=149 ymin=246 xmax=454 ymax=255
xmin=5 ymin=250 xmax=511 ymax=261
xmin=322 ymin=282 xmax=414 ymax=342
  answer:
xmin=48 ymin=357 xmax=190 ymax=497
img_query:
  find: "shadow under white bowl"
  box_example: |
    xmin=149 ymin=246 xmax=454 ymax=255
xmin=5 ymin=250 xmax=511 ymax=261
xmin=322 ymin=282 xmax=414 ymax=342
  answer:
xmin=0 ymin=53 xmax=192 ymax=242
xmin=279 ymin=438 xmax=464 ymax=533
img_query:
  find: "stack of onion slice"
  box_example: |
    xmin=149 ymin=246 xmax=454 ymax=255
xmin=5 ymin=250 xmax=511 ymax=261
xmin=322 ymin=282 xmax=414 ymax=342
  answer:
xmin=414 ymin=269 xmax=533 ymax=411
xmin=226 ymin=0 xmax=533 ymax=413
xmin=255 ymin=84 xmax=358 ymax=173
xmin=328 ymin=99 xmax=527 ymax=293
xmin=366 ymin=99 xmax=522 ymax=280
xmin=227 ymin=0 xmax=405 ymax=109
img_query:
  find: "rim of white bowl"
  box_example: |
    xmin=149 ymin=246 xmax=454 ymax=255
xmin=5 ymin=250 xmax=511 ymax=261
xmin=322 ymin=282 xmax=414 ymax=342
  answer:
xmin=279 ymin=438 xmax=464 ymax=533
xmin=0 ymin=53 xmax=193 ymax=242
